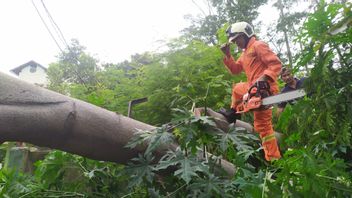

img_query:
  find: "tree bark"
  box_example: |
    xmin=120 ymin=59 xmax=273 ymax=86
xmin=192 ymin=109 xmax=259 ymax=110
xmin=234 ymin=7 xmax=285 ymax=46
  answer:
xmin=0 ymin=72 xmax=235 ymax=176
xmin=278 ymin=0 xmax=293 ymax=68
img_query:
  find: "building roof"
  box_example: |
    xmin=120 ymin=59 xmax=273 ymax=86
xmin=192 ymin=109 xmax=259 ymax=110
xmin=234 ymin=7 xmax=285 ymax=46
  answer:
xmin=10 ymin=60 xmax=47 ymax=75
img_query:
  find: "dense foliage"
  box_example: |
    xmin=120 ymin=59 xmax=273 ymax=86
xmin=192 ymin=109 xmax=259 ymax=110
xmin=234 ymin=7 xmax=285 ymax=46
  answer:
xmin=0 ymin=0 xmax=351 ymax=197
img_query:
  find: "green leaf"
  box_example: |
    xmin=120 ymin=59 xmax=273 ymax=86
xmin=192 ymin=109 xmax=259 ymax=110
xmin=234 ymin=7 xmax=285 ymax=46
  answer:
xmin=189 ymin=174 xmax=228 ymax=196
xmin=190 ymin=116 xmax=217 ymax=127
xmin=125 ymin=154 xmax=155 ymax=187
xmin=156 ymin=148 xmax=204 ymax=184
xmin=174 ymin=158 xmax=199 ymax=184
xmin=217 ymin=126 xmax=259 ymax=152
xmin=125 ymin=127 xmax=175 ymax=155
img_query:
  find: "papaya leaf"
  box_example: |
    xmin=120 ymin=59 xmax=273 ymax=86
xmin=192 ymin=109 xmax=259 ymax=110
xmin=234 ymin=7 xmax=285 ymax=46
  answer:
xmin=217 ymin=126 xmax=259 ymax=152
xmin=188 ymin=174 xmax=228 ymax=197
xmin=156 ymin=148 xmax=205 ymax=184
xmin=125 ymin=127 xmax=175 ymax=156
xmin=125 ymin=154 xmax=155 ymax=188
xmin=174 ymin=158 xmax=200 ymax=184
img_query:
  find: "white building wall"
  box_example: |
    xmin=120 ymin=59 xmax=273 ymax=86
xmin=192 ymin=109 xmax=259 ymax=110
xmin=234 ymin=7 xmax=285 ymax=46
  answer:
xmin=18 ymin=66 xmax=48 ymax=87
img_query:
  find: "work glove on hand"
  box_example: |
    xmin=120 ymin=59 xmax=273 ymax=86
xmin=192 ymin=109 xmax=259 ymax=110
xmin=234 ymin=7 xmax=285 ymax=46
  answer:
xmin=255 ymin=75 xmax=270 ymax=91
xmin=220 ymin=43 xmax=231 ymax=58
xmin=255 ymin=80 xmax=271 ymax=98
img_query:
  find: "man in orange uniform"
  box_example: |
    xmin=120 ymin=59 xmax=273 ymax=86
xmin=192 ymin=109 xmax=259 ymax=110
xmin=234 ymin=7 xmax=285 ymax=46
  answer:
xmin=220 ymin=22 xmax=281 ymax=161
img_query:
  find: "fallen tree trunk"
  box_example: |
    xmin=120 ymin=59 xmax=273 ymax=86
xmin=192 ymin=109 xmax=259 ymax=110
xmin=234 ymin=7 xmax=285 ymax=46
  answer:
xmin=0 ymin=72 xmax=235 ymax=176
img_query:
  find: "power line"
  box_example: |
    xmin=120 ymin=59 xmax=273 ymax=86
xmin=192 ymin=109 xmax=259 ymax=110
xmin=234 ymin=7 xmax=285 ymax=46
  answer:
xmin=31 ymin=0 xmax=101 ymax=86
xmin=31 ymin=0 xmax=89 ymax=86
xmin=40 ymin=0 xmax=69 ymax=48
xmin=31 ymin=0 xmax=64 ymax=52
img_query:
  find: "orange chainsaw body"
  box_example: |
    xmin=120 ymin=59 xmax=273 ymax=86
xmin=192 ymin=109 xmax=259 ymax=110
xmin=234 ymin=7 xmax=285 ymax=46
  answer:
xmin=236 ymin=86 xmax=263 ymax=113
xmin=236 ymin=95 xmax=262 ymax=113
xmin=235 ymin=79 xmax=274 ymax=114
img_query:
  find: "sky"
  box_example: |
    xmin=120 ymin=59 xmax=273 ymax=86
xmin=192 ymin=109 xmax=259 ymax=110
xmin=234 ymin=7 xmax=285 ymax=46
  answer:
xmin=0 ymin=0 xmax=280 ymax=75
xmin=0 ymin=0 xmax=205 ymax=74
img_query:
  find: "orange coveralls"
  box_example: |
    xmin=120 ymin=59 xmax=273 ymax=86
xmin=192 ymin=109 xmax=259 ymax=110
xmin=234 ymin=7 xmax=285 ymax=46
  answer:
xmin=223 ymin=37 xmax=281 ymax=161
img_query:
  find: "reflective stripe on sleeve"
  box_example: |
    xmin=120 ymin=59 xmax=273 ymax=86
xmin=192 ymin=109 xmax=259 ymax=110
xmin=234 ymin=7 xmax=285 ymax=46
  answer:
xmin=261 ymin=134 xmax=276 ymax=143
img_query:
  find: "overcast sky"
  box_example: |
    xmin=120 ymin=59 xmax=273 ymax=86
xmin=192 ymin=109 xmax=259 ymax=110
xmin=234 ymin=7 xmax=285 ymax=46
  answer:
xmin=0 ymin=0 xmax=279 ymax=75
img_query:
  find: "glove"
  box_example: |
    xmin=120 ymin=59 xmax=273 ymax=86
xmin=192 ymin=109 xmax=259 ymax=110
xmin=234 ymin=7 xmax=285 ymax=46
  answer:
xmin=220 ymin=43 xmax=231 ymax=57
xmin=255 ymin=81 xmax=271 ymax=98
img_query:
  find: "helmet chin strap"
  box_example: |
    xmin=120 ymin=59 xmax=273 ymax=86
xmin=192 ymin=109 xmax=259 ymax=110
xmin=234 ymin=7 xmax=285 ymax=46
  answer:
xmin=243 ymin=35 xmax=251 ymax=48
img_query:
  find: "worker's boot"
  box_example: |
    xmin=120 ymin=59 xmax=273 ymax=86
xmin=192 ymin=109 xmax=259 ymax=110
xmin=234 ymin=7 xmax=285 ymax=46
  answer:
xmin=218 ymin=108 xmax=241 ymax=124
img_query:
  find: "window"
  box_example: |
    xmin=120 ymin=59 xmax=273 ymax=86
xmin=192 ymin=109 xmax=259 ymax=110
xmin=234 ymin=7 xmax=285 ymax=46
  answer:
xmin=29 ymin=65 xmax=37 ymax=73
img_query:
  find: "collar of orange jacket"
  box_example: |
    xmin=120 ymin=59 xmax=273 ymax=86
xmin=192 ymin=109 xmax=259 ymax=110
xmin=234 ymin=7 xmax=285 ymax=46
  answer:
xmin=245 ymin=36 xmax=257 ymax=50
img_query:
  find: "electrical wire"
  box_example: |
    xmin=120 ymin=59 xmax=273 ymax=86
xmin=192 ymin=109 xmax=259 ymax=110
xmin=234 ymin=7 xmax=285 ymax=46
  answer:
xmin=31 ymin=0 xmax=102 ymax=86
xmin=31 ymin=0 xmax=64 ymax=52
xmin=40 ymin=0 xmax=69 ymax=48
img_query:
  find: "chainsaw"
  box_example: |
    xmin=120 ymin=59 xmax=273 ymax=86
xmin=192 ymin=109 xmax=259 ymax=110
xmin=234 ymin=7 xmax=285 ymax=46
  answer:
xmin=236 ymin=81 xmax=306 ymax=113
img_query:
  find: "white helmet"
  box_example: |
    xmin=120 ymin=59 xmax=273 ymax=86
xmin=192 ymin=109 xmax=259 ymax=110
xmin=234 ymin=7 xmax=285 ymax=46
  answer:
xmin=226 ymin=22 xmax=254 ymax=42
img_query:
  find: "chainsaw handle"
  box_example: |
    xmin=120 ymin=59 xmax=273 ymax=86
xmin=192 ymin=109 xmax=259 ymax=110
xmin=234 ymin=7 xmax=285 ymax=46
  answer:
xmin=249 ymin=81 xmax=272 ymax=98
xmin=247 ymin=84 xmax=258 ymax=95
